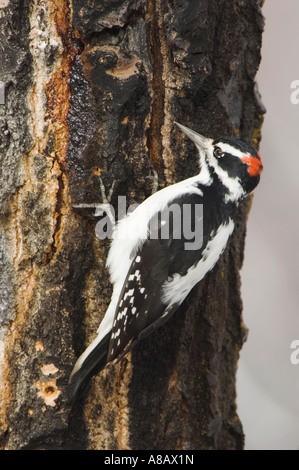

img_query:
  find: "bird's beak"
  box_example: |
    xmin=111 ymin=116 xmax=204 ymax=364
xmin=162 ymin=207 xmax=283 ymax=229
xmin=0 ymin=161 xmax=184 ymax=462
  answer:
xmin=174 ymin=122 xmax=213 ymax=151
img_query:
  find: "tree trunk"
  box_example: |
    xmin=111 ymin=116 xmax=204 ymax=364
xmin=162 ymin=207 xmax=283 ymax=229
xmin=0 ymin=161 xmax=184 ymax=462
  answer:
xmin=0 ymin=0 xmax=264 ymax=450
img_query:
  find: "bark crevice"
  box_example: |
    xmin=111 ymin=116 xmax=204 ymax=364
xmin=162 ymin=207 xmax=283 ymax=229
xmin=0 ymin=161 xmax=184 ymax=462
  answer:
xmin=146 ymin=0 xmax=166 ymax=181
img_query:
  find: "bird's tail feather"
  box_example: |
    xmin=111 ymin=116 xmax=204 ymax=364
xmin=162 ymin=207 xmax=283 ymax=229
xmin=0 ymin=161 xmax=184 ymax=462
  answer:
xmin=66 ymin=332 xmax=110 ymax=404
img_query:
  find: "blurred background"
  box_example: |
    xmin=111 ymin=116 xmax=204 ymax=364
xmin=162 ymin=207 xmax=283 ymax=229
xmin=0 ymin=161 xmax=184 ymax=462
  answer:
xmin=237 ymin=0 xmax=299 ymax=450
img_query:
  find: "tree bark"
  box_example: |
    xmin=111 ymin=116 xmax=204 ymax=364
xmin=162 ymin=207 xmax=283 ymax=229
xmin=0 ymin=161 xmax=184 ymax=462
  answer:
xmin=0 ymin=0 xmax=264 ymax=450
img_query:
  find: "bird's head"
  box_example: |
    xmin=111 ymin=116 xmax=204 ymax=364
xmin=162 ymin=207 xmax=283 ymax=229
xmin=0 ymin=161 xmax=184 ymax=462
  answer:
xmin=175 ymin=122 xmax=263 ymax=200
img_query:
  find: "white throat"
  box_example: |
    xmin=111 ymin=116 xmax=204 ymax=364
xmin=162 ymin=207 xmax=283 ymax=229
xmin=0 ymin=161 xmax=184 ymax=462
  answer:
xmin=214 ymin=165 xmax=245 ymax=202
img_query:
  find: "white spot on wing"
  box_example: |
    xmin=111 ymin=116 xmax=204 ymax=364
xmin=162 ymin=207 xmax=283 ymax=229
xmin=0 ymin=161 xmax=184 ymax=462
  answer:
xmin=124 ymin=288 xmax=134 ymax=300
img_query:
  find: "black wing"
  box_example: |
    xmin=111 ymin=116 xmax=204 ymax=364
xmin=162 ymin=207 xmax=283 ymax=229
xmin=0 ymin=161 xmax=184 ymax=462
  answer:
xmin=106 ymin=191 xmax=214 ymax=362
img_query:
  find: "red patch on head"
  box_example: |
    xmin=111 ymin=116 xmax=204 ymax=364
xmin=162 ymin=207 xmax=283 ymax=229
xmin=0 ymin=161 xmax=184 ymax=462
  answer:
xmin=241 ymin=153 xmax=263 ymax=177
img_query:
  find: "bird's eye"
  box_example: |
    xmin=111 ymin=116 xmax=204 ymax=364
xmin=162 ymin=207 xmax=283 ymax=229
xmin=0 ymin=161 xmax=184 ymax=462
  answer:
xmin=214 ymin=147 xmax=224 ymax=158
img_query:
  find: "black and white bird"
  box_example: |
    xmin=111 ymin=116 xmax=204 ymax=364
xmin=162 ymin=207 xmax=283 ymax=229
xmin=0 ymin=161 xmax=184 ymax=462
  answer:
xmin=67 ymin=122 xmax=263 ymax=403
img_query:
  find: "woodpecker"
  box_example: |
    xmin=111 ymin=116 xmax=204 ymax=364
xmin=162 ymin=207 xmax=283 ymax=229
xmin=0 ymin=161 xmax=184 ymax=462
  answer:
xmin=67 ymin=122 xmax=263 ymax=403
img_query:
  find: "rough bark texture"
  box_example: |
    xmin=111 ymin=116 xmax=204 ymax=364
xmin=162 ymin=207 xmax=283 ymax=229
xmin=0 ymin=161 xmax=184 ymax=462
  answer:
xmin=0 ymin=0 xmax=264 ymax=450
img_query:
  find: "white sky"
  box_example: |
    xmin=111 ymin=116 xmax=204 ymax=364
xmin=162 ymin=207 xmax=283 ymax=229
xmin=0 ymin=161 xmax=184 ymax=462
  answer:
xmin=237 ymin=0 xmax=299 ymax=450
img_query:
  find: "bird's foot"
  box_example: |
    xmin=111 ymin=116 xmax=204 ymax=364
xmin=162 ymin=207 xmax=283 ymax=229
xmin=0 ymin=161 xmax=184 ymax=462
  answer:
xmin=146 ymin=170 xmax=159 ymax=195
xmin=72 ymin=178 xmax=116 ymax=226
